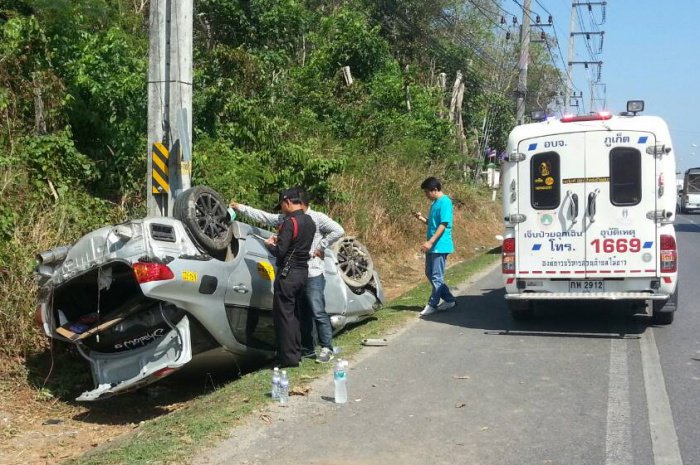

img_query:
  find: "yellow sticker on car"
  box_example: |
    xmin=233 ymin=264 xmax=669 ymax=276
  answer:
xmin=181 ymin=271 xmax=198 ymax=282
xmin=257 ymin=262 xmax=275 ymax=281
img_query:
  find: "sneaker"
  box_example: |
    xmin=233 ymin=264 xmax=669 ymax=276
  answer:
xmin=316 ymin=347 xmax=334 ymax=363
xmin=301 ymin=351 xmax=316 ymax=360
xmin=420 ymin=304 xmax=437 ymax=316
xmin=437 ymin=300 xmax=456 ymax=311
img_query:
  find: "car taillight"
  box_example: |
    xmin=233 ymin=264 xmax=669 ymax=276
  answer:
xmin=502 ymin=238 xmax=516 ymax=274
xmin=659 ymin=234 xmax=677 ymax=273
xmin=133 ymin=262 xmax=174 ymax=284
xmin=153 ymin=367 xmax=178 ymax=378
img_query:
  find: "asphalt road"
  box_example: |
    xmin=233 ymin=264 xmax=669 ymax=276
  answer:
xmin=198 ymin=217 xmax=700 ymax=465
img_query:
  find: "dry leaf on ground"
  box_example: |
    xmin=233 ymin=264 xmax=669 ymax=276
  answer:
xmin=290 ymin=385 xmax=311 ymax=396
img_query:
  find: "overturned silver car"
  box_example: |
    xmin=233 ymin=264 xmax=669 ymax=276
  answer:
xmin=35 ymin=186 xmax=384 ymax=401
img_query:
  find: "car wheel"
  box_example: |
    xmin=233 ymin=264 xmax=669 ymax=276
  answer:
xmin=652 ymin=287 xmax=677 ymax=325
xmin=508 ymin=300 xmax=534 ymax=320
xmin=331 ymin=237 xmax=375 ymax=289
xmin=174 ymin=186 xmax=233 ymax=255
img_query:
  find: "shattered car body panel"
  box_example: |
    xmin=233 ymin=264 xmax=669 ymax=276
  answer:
xmin=36 ymin=215 xmax=384 ymax=401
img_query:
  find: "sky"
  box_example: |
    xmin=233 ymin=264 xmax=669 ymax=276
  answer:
xmin=525 ymin=0 xmax=700 ymax=174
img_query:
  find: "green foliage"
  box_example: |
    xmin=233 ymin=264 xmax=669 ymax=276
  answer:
xmin=0 ymin=203 xmax=17 ymax=240
xmin=20 ymin=129 xmax=97 ymax=191
xmin=309 ymin=8 xmax=391 ymax=81
xmin=59 ymin=25 xmax=148 ymax=196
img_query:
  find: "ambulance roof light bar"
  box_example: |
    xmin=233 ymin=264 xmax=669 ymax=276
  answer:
xmin=560 ymin=111 xmax=612 ymax=123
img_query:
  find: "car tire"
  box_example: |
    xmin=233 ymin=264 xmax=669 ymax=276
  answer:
xmin=508 ymin=300 xmax=534 ymax=320
xmin=173 ymin=186 xmax=233 ymax=255
xmin=331 ymin=237 xmax=375 ymax=289
xmin=652 ymin=287 xmax=677 ymax=325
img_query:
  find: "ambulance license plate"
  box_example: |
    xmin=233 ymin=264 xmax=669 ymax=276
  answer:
xmin=569 ymin=281 xmax=604 ymax=292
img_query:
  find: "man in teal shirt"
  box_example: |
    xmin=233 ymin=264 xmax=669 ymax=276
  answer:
xmin=413 ymin=177 xmax=456 ymax=316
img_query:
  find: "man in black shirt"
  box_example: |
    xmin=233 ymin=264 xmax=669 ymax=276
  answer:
xmin=265 ymin=188 xmax=316 ymax=367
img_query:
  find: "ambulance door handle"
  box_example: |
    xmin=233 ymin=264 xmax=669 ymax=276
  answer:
xmin=587 ymin=189 xmax=600 ymax=223
xmin=568 ymin=191 xmax=579 ymax=224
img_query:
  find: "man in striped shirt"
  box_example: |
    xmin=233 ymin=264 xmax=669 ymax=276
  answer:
xmin=230 ymin=189 xmax=345 ymax=363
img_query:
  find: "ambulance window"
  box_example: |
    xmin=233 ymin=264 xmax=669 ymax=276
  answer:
xmin=530 ymin=152 xmax=560 ymax=209
xmin=610 ymin=148 xmax=641 ymax=206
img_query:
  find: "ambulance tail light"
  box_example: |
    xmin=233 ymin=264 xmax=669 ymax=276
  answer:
xmin=502 ymin=238 xmax=516 ymax=274
xmin=561 ymin=112 xmax=612 ymax=123
xmin=659 ymin=234 xmax=677 ymax=273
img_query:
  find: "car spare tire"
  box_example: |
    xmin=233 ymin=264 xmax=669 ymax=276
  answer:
xmin=174 ymin=186 xmax=233 ymax=255
xmin=331 ymin=237 xmax=375 ymax=289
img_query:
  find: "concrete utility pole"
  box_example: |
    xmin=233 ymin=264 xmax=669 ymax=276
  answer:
xmin=565 ymin=1 xmax=607 ymax=114
xmin=147 ymin=0 xmax=193 ymax=217
xmin=515 ymin=0 xmax=531 ymax=125
xmin=564 ymin=2 xmax=577 ymax=115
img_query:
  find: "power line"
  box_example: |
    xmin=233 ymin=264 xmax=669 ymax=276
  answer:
xmin=488 ymin=0 xmax=519 ymax=20
xmin=464 ymin=0 xmax=510 ymax=33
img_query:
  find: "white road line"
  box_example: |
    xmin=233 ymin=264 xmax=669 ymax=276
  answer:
xmin=680 ymin=215 xmax=700 ymax=229
xmin=640 ymin=328 xmax=684 ymax=465
xmin=606 ymin=338 xmax=633 ymax=465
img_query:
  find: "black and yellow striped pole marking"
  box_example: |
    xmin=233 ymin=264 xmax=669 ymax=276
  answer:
xmin=151 ymin=142 xmax=170 ymax=194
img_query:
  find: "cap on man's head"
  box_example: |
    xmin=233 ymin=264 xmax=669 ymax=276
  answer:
xmin=278 ymin=188 xmax=301 ymax=206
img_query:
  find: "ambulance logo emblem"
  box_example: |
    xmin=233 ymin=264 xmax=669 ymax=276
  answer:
xmin=539 ymin=162 xmax=551 ymax=177
xmin=540 ymin=214 xmax=553 ymax=226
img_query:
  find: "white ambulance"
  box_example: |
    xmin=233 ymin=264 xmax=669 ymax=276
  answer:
xmin=501 ymin=101 xmax=678 ymax=324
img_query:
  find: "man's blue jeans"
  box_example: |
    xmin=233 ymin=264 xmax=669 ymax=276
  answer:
xmin=300 ymin=275 xmax=333 ymax=354
xmin=425 ymin=253 xmax=455 ymax=308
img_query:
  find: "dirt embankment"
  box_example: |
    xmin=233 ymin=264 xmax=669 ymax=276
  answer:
xmin=0 ymin=180 xmax=502 ymax=465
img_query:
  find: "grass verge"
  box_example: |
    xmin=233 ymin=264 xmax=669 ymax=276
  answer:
xmin=68 ymin=252 xmax=500 ymax=465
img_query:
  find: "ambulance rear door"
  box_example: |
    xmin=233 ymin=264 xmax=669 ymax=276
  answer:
xmin=515 ymin=133 xmax=587 ymax=278
xmin=581 ymin=131 xmax=658 ymax=279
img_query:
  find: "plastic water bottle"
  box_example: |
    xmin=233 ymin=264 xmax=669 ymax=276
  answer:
xmin=226 ymin=207 xmax=237 ymax=222
xmin=271 ymin=367 xmax=280 ymax=400
xmin=334 ymin=359 xmax=348 ymax=404
xmin=279 ymin=370 xmax=289 ymax=405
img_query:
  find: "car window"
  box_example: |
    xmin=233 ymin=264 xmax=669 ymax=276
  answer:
xmin=530 ymin=151 xmax=560 ymax=209
xmin=686 ymin=173 xmax=700 ymax=193
xmin=610 ymin=147 xmax=641 ymax=206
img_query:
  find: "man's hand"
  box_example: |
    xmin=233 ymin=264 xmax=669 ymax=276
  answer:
xmin=421 ymin=241 xmax=433 ymax=253
xmin=412 ymin=211 xmax=426 ymax=223
xmin=264 ymin=235 xmax=278 ymax=247
xmin=229 ymin=200 xmax=240 ymax=210
xmin=313 ymin=249 xmax=325 ymax=259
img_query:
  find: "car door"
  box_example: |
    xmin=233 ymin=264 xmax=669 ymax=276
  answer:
xmin=582 ymin=131 xmax=657 ymax=278
xmin=224 ymin=232 xmax=278 ymax=350
xmin=516 ymin=133 xmax=587 ymax=277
